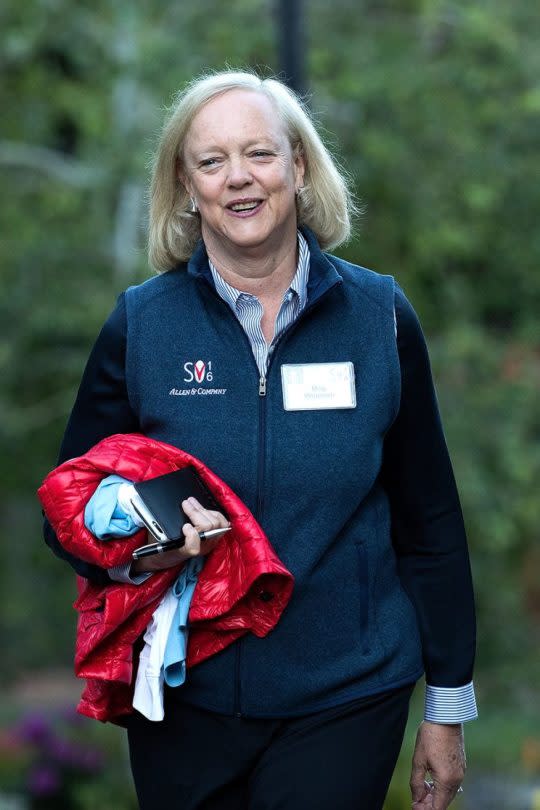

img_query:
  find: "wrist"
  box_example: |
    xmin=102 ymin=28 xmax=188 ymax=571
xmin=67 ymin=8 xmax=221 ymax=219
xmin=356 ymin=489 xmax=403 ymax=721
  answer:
xmin=419 ymin=720 xmax=464 ymax=739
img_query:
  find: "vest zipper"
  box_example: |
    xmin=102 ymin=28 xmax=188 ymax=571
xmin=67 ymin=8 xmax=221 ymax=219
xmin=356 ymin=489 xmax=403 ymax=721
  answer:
xmin=252 ymin=282 xmax=343 ymax=550
xmin=198 ymin=274 xmax=341 ymax=718
xmin=256 ymin=376 xmax=268 ymax=520
xmin=196 ymin=282 xmax=265 ymax=719
xmin=233 ymin=375 xmax=268 ymax=716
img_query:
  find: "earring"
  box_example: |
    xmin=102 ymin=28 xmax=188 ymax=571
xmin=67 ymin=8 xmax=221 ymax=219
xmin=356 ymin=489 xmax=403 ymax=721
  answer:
xmin=295 ymin=186 xmax=305 ymax=199
xmin=190 ymin=197 xmax=199 ymax=213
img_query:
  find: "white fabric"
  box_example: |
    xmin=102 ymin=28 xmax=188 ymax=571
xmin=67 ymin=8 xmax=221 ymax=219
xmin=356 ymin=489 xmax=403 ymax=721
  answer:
xmin=117 ymin=483 xmax=145 ymax=524
xmin=132 ymin=587 xmax=178 ymax=721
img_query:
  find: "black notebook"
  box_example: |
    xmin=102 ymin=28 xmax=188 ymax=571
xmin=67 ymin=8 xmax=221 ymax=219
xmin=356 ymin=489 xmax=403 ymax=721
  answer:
xmin=131 ymin=466 xmax=224 ymax=544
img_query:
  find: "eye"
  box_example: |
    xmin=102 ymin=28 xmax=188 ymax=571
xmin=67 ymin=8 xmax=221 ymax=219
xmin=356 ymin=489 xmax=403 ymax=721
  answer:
xmin=251 ymin=150 xmax=273 ymax=159
xmin=199 ymin=157 xmax=220 ymax=169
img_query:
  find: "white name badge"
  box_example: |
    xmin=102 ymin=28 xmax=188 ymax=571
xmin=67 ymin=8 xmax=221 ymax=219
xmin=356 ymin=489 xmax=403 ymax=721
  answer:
xmin=281 ymin=362 xmax=356 ymax=411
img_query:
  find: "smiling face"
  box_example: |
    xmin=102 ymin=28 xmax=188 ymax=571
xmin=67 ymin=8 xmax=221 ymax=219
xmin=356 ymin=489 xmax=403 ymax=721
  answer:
xmin=181 ymin=89 xmax=305 ymax=263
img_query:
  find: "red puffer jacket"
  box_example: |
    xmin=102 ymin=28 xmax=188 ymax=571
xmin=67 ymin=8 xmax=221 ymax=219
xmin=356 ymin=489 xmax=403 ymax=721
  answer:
xmin=38 ymin=434 xmax=294 ymax=723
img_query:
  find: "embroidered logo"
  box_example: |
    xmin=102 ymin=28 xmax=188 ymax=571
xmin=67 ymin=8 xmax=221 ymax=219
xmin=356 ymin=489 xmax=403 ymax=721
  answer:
xmin=170 ymin=360 xmax=226 ymax=397
xmin=183 ymin=360 xmax=213 ymax=383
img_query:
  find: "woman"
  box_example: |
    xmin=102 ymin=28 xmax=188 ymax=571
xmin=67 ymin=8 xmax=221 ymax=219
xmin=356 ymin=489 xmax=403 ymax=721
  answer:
xmin=44 ymin=70 xmax=477 ymax=809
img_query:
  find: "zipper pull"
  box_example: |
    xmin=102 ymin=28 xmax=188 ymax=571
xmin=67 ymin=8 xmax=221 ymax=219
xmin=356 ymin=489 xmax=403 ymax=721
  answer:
xmin=259 ymin=376 xmax=267 ymax=397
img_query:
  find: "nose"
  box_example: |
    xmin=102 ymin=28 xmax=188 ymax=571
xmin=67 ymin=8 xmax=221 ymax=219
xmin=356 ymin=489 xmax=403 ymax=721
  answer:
xmin=226 ymin=157 xmax=252 ymax=188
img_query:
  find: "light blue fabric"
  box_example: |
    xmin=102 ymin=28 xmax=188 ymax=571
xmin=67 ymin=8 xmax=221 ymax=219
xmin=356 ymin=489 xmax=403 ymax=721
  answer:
xmin=84 ymin=474 xmax=140 ymax=540
xmin=163 ymin=557 xmax=204 ymax=687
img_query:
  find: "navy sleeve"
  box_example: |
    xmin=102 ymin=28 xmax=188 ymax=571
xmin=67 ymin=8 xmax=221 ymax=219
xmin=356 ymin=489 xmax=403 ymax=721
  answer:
xmin=43 ymin=293 xmax=140 ymax=584
xmin=380 ymin=285 xmax=476 ymax=687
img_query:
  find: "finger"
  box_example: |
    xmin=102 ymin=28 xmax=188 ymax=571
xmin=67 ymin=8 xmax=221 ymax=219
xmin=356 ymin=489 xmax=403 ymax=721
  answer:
xmin=184 ymin=497 xmax=229 ymax=526
xmin=431 ymin=782 xmax=458 ymax=810
xmin=181 ymin=522 xmax=223 ymax=558
xmin=414 ymin=780 xmax=433 ymax=802
xmin=182 ymin=497 xmax=229 ymax=531
xmin=412 ymin=797 xmax=434 ymax=809
xmin=412 ymin=786 xmax=434 ymax=808
xmin=410 ymin=764 xmax=430 ymax=803
xmin=204 ymin=510 xmax=230 ymax=527
xmin=181 ymin=498 xmax=216 ymax=532
xmin=181 ymin=522 xmax=203 ymax=556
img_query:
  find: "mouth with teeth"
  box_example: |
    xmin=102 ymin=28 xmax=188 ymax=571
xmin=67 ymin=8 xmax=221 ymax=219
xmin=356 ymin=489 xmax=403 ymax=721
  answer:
xmin=227 ymin=199 xmax=264 ymax=217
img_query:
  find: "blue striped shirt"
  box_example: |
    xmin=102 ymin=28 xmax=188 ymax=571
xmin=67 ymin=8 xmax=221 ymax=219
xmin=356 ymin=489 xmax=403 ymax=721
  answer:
xmin=209 ymin=231 xmax=310 ymax=379
xmin=424 ymin=684 xmax=478 ymax=724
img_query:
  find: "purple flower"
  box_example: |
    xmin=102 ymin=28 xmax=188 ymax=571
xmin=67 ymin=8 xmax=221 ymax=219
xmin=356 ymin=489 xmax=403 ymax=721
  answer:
xmin=16 ymin=713 xmax=53 ymax=746
xmin=27 ymin=764 xmax=61 ymax=797
xmin=6 ymin=703 xmax=106 ymax=803
xmin=48 ymin=735 xmax=104 ymax=773
xmin=75 ymin=746 xmax=105 ymax=772
xmin=49 ymin=736 xmax=73 ymax=764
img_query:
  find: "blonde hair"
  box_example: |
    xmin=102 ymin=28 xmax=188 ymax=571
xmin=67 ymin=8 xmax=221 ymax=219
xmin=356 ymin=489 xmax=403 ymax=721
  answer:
xmin=148 ymin=70 xmax=356 ymax=272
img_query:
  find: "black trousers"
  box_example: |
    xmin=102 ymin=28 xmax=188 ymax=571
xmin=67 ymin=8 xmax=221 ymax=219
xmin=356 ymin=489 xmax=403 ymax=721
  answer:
xmin=126 ymin=683 xmax=414 ymax=810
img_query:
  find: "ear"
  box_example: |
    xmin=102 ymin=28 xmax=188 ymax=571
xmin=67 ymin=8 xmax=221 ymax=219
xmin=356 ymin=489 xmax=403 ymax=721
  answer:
xmin=293 ymin=145 xmax=306 ymax=190
xmin=176 ymin=157 xmax=192 ymax=196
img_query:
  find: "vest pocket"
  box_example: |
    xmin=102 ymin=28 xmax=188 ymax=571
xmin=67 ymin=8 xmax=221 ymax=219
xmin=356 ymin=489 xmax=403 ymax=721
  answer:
xmin=355 ymin=541 xmax=370 ymax=654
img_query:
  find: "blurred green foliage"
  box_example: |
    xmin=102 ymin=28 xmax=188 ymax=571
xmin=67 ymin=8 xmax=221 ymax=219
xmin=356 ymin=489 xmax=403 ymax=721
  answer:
xmin=1 ymin=0 xmax=539 ymax=798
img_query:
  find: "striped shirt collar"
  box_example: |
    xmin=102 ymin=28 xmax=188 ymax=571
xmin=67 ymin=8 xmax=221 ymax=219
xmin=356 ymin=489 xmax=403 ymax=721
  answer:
xmin=208 ymin=231 xmax=310 ymax=312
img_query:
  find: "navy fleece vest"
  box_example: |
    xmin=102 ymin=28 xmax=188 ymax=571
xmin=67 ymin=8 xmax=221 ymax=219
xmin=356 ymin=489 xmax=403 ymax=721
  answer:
xmin=124 ymin=230 xmax=423 ymax=717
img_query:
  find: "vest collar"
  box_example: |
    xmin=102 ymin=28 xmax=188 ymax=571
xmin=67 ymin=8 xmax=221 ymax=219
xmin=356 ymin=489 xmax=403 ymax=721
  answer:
xmin=186 ymin=227 xmax=342 ymax=307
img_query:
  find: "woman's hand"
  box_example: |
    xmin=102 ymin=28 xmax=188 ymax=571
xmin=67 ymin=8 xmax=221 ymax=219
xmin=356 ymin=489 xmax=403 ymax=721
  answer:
xmin=131 ymin=496 xmax=229 ymax=574
xmin=410 ymin=721 xmax=466 ymax=809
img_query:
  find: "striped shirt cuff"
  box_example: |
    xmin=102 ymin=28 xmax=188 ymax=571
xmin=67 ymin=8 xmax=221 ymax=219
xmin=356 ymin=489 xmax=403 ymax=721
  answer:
xmin=108 ymin=561 xmax=152 ymax=585
xmin=424 ymin=682 xmax=478 ymax=723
